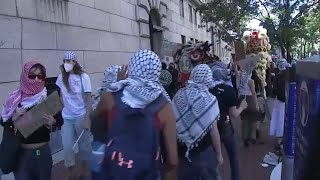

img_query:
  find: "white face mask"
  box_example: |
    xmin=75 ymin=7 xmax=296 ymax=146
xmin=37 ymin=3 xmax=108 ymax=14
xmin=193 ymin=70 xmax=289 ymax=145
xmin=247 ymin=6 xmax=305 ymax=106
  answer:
xmin=64 ymin=63 xmax=74 ymax=72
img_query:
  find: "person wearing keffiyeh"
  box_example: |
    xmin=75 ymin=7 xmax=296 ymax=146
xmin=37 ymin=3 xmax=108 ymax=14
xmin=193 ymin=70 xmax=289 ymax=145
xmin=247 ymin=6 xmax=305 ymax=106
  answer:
xmin=92 ymin=65 xmax=122 ymax=110
xmin=160 ymin=67 xmax=173 ymax=99
xmin=95 ymin=50 xmax=178 ymax=179
xmin=1 ymin=61 xmax=60 ymax=180
xmin=172 ymin=64 xmax=223 ymax=180
xmin=210 ymin=61 xmax=248 ymax=180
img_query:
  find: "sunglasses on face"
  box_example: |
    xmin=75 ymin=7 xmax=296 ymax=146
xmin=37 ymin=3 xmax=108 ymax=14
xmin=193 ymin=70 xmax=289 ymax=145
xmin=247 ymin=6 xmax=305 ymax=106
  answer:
xmin=28 ymin=74 xmax=46 ymax=80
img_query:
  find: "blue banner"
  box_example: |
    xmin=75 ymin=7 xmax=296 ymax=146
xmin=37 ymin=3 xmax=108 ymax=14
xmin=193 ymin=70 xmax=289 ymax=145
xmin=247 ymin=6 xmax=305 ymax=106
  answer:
xmin=284 ymin=82 xmax=297 ymax=158
xmin=294 ymin=79 xmax=320 ymax=180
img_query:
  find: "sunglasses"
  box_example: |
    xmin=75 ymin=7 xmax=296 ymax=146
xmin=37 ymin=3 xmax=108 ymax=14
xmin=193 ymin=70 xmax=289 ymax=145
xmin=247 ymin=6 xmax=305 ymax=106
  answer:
xmin=28 ymin=74 xmax=46 ymax=80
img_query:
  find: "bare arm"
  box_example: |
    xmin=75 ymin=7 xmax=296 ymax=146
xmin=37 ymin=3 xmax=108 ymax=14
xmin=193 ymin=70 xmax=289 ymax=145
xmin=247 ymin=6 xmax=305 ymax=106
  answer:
xmin=210 ymin=121 xmax=223 ymax=165
xmin=229 ymin=106 xmax=244 ymax=118
xmin=83 ymin=92 xmax=92 ymax=128
xmin=158 ymin=103 xmax=178 ymax=171
xmin=210 ymin=121 xmax=222 ymax=155
xmin=94 ymin=92 xmax=110 ymax=120
xmin=60 ymin=93 xmax=64 ymax=105
xmin=84 ymin=92 xmax=92 ymax=112
xmin=248 ymin=80 xmax=258 ymax=110
xmin=234 ymin=66 xmax=240 ymax=89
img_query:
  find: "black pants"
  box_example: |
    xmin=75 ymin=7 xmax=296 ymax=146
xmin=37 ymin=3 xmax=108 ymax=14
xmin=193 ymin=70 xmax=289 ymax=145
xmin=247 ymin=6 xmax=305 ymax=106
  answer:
xmin=220 ymin=122 xmax=240 ymax=180
xmin=14 ymin=144 xmax=52 ymax=180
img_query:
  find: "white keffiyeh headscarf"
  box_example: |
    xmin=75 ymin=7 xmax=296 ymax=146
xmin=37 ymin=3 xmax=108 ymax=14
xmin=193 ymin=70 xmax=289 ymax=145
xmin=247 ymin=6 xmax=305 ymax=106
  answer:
xmin=107 ymin=50 xmax=170 ymax=108
xmin=276 ymin=58 xmax=291 ymax=71
xmin=92 ymin=65 xmax=122 ymax=109
xmin=173 ymin=64 xmax=220 ymax=161
xmin=210 ymin=61 xmax=232 ymax=86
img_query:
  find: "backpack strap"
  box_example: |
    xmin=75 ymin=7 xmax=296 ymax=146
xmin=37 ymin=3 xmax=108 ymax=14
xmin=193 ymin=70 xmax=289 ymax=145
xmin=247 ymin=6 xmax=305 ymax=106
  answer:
xmin=112 ymin=90 xmax=169 ymax=115
xmin=145 ymin=94 xmax=169 ymax=115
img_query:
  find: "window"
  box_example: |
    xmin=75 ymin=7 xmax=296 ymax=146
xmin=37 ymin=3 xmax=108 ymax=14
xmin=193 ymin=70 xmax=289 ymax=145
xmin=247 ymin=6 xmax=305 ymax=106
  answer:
xmin=179 ymin=0 xmax=184 ymax=17
xmin=181 ymin=35 xmax=186 ymax=44
xmin=194 ymin=9 xmax=197 ymax=25
xmin=189 ymin=5 xmax=193 ymax=23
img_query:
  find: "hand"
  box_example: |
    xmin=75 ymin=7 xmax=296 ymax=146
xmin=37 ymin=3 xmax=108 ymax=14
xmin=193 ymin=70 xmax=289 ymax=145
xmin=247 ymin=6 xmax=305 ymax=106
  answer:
xmin=117 ymin=65 xmax=128 ymax=81
xmin=43 ymin=114 xmax=56 ymax=126
xmin=16 ymin=107 xmax=26 ymax=116
xmin=240 ymin=99 xmax=248 ymax=109
xmin=217 ymin=153 xmax=224 ymax=166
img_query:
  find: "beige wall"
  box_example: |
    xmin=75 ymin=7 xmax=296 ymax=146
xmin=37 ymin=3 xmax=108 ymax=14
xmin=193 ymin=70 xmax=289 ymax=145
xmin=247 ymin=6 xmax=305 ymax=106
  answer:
xmin=0 ymin=0 xmax=217 ymax=107
xmin=0 ymin=0 xmax=140 ymax=107
xmin=0 ymin=0 xmax=234 ymax=108
xmin=0 ymin=0 xmax=232 ymax=141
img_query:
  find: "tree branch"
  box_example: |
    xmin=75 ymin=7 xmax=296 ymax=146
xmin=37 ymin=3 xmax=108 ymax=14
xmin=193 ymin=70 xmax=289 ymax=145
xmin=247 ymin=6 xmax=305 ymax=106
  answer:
xmin=240 ymin=0 xmax=252 ymax=16
xmin=289 ymin=0 xmax=320 ymax=25
xmin=258 ymin=0 xmax=271 ymax=17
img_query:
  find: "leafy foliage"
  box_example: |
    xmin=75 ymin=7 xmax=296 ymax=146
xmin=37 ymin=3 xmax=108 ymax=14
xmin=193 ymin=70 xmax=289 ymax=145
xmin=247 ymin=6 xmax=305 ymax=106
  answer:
xmin=199 ymin=0 xmax=320 ymax=59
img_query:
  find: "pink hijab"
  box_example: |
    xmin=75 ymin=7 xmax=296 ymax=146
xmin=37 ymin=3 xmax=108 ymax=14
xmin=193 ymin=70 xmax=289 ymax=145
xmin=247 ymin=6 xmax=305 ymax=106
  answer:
xmin=1 ymin=61 xmax=46 ymax=121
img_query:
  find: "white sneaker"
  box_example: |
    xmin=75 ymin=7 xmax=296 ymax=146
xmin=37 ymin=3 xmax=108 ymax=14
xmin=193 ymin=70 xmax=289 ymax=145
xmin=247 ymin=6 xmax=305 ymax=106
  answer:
xmin=263 ymin=153 xmax=279 ymax=166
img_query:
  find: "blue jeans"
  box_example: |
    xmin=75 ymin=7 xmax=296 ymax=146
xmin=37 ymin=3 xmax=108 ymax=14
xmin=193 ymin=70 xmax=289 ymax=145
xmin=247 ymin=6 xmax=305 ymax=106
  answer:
xmin=61 ymin=116 xmax=92 ymax=167
xmin=178 ymin=147 xmax=219 ymax=180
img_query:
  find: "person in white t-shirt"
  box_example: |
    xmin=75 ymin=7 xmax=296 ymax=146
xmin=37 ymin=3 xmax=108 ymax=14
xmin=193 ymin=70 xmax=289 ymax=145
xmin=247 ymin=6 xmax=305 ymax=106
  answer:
xmin=56 ymin=51 xmax=92 ymax=180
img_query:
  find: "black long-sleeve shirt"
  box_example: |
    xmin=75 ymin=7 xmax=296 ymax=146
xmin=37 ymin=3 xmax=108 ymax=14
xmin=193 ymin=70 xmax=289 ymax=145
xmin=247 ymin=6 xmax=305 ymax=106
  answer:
xmin=1 ymin=109 xmax=63 ymax=144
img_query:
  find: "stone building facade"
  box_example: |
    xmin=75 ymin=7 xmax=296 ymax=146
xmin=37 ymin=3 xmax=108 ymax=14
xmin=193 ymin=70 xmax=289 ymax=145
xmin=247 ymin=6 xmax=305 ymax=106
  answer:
xmin=0 ymin=0 xmax=232 ymax=143
xmin=0 ymin=0 xmax=233 ymax=101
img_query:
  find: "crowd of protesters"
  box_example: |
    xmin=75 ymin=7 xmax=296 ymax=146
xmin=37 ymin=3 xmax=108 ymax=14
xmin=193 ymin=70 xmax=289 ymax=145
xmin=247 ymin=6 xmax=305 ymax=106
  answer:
xmin=0 ymin=49 xmax=292 ymax=180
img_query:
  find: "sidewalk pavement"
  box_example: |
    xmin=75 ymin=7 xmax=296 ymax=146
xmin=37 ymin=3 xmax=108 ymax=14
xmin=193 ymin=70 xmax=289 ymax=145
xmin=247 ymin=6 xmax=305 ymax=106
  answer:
xmin=1 ymin=118 xmax=275 ymax=180
xmin=219 ymin=117 xmax=274 ymax=180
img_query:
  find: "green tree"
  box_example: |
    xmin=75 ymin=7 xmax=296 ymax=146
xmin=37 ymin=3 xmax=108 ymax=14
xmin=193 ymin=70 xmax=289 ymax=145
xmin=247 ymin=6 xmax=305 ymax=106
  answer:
xmin=294 ymin=9 xmax=320 ymax=58
xmin=199 ymin=0 xmax=320 ymax=61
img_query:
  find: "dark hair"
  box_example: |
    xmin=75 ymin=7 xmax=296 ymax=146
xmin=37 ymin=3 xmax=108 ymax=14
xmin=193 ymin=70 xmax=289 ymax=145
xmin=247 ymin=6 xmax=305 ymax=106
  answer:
xmin=162 ymin=62 xmax=167 ymax=70
xmin=60 ymin=61 xmax=84 ymax=91
xmin=252 ymin=70 xmax=263 ymax=93
xmin=29 ymin=64 xmax=46 ymax=77
xmin=213 ymin=55 xmax=220 ymax=61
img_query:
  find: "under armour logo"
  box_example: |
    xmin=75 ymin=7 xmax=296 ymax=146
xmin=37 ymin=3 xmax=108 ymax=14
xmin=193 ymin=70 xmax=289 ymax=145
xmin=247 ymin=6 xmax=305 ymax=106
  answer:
xmin=111 ymin=151 xmax=134 ymax=169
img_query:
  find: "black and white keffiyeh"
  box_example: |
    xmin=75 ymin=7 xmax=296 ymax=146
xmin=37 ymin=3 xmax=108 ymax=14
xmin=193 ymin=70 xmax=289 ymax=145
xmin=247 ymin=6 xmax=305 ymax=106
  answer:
xmin=159 ymin=69 xmax=173 ymax=88
xmin=276 ymin=58 xmax=291 ymax=71
xmin=108 ymin=50 xmax=170 ymax=108
xmin=210 ymin=61 xmax=233 ymax=86
xmin=173 ymin=64 xmax=220 ymax=160
xmin=92 ymin=65 xmax=121 ymax=109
